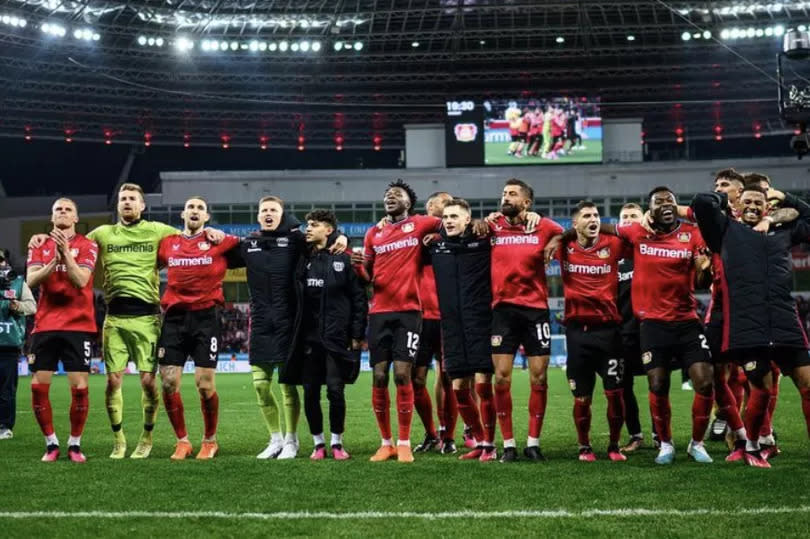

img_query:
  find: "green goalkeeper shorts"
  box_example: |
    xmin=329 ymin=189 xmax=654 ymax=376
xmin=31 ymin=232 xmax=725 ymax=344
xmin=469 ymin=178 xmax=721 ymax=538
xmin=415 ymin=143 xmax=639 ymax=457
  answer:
xmin=103 ymin=314 xmax=162 ymax=374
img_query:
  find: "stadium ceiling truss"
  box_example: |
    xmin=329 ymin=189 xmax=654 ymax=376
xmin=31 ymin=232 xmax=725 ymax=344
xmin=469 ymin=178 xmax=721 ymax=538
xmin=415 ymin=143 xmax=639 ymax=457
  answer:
xmin=0 ymin=1 xmax=808 ymax=147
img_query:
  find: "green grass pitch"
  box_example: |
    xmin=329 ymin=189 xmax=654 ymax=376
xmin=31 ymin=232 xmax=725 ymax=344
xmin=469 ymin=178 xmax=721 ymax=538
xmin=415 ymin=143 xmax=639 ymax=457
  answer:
xmin=484 ymin=140 xmax=603 ymax=166
xmin=2 ymin=368 xmax=810 ymax=537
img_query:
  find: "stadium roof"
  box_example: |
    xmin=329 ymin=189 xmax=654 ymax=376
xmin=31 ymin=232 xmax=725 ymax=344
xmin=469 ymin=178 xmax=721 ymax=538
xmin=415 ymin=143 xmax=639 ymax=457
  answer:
xmin=0 ymin=1 xmax=805 ymax=148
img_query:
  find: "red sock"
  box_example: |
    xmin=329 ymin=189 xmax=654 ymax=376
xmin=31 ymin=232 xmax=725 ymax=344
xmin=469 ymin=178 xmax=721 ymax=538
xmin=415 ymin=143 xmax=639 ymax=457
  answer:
xmin=69 ymin=386 xmax=89 ymax=437
xmin=528 ymin=384 xmax=548 ymax=439
xmin=31 ymin=383 xmax=54 ymax=437
xmin=412 ymin=385 xmax=436 ymax=438
xmin=648 ymin=392 xmax=672 ymax=443
xmin=475 ymin=382 xmax=496 ymax=444
xmin=163 ymin=390 xmax=187 ymax=439
xmin=691 ymin=392 xmax=714 ymax=442
xmin=443 ymin=378 xmax=458 ymax=441
xmin=372 ymin=386 xmax=392 ymax=441
xmin=760 ymin=375 xmax=780 ymax=437
xmin=715 ymin=377 xmax=744 ymax=431
xmin=396 ymin=384 xmax=415 ymax=443
xmin=744 ymin=386 xmax=770 ymax=443
xmin=800 ymin=387 xmax=810 ymax=439
xmin=728 ymin=366 xmax=746 ymax=410
xmin=494 ymin=383 xmax=514 ymax=442
xmin=573 ymin=398 xmax=592 ymax=446
xmin=454 ymin=388 xmax=484 ymax=442
xmin=604 ymin=388 xmax=625 ymax=445
xmin=200 ymin=392 xmax=219 ymax=439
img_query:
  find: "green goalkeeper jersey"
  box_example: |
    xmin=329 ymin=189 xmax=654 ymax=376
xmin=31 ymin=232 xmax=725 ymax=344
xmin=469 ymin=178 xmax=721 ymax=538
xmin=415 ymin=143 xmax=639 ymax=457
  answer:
xmin=87 ymin=219 xmax=177 ymax=306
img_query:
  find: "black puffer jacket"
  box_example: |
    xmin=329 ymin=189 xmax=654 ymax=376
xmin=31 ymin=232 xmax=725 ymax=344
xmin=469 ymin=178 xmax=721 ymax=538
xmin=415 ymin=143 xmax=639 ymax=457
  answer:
xmin=691 ymin=191 xmax=810 ymax=351
xmin=286 ymin=245 xmax=368 ymax=385
xmin=429 ymin=227 xmax=493 ymax=379
xmin=229 ymin=213 xmax=306 ymax=370
xmin=617 ymin=257 xmax=639 ymax=337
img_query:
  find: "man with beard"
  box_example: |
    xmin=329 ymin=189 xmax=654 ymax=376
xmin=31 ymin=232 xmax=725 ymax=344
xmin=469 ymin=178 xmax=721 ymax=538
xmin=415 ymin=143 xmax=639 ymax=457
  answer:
xmin=555 ymin=201 xmax=627 ymax=462
xmin=429 ymin=199 xmax=499 ymax=461
xmin=489 ymin=178 xmax=563 ymax=462
xmin=363 ymin=179 xmax=442 ymax=463
xmin=691 ymin=185 xmax=810 ymax=467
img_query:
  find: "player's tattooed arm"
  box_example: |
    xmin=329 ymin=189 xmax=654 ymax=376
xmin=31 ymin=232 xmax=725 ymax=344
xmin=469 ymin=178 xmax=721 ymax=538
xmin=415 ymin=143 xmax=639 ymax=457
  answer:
xmin=753 ymin=207 xmax=800 ymax=233
xmin=485 ymin=211 xmax=540 ymax=233
xmin=329 ymin=234 xmax=349 ymax=254
xmin=693 ymin=248 xmax=713 ymax=289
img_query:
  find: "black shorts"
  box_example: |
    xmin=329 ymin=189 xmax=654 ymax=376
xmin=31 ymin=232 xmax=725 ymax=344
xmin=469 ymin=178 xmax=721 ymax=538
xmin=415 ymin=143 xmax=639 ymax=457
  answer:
xmin=157 ymin=307 xmax=220 ymax=369
xmin=30 ymin=331 xmax=94 ymax=373
xmin=639 ymin=319 xmax=711 ymax=372
xmin=565 ymin=323 xmax=623 ymax=397
xmin=491 ymin=304 xmax=551 ymax=357
xmin=510 ymin=134 xmax=520 ymax=142
xmin=415 ymin=318 xmax=442 ymax=368
xmin=734 ymin=347 xmax=810 ymax=380
xmin=622 ymin=332 xmax=644 ymax=377
xmin=301 ymin=341 xmax=356 ymax=386
xmin=368 ymin=311 xmax=422 ymax=366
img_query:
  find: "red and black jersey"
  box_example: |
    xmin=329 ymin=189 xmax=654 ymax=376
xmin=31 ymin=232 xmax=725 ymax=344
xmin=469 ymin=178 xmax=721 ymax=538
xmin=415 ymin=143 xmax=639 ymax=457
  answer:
xmin=28 ymin=234 xmax=98 ymax=334
xmin=489 ymin=215 xmax=563 ymax=310
xmin=557 ymin=234 xmax=628 ymax=324
xmin=616 ymin=221 xmax=706 ymax=322
xmin=419 ymin=262 xmax=440 ymax=320
xmin=158 ymin=233 xmax=240 ymax=312
xmin=363 ymin=215 xmax=441 ymax=314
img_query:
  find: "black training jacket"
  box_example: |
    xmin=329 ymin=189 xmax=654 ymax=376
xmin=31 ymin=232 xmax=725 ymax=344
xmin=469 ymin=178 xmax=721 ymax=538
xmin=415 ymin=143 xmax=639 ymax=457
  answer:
xmin=617 ymin=257 xmax=639 ymax=338
xmin=690 ymin=191 xmax=810 ymax=351
xmin=229 ymin=213 xmax=306 ymax=370
xmin=286 ymin=244 xmax=368 ymax=384
xmin=429 ymin=227 xmax=493 ymax=379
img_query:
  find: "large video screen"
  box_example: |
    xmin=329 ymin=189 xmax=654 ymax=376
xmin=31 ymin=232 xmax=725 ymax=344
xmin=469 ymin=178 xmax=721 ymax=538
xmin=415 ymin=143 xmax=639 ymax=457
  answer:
xmin=483 ymin=98 xmax=602 ymax=165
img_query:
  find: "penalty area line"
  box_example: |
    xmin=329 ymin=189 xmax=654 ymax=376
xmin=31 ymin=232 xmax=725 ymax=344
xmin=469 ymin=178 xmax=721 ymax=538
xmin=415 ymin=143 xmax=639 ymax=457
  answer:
xmin=2 ymin=507 xmax=810 ymax=520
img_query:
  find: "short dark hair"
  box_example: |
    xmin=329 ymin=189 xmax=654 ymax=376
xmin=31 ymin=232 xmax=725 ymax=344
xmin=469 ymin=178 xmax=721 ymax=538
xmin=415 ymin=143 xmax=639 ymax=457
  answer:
xmin=648 ymin=185 xmax=675 ymax=200
xmin=427 ymin=191 xmax=451 ymax=201
xmin=571 ymin=200 xmax=598 ymax=217
xmin=305 ymin=209 xmax=337 ymax=229
xmin=714 ymin=168 xmax=744 ymax=185
xmin=444 ymin=198 xmax=471 ymax=213
xmin=504 ymin=178 xmax=534 ymax=201
xmin=259 ymin=195 xmax=284 ymax=206
xmin=741 ymin=184 xmax=767 ymax=197
xmin=386 ymin=178 xmax=418 ymax=215
xmin=743 ymin=172 xmax=771 ymax=188
xmin=185 ymin=196 xmax=209 ymax=210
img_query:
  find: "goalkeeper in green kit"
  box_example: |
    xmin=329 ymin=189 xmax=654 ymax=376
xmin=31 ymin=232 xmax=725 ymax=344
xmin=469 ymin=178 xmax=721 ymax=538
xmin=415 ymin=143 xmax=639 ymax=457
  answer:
xmin=30 ymin=183 xmax=225 ymax=458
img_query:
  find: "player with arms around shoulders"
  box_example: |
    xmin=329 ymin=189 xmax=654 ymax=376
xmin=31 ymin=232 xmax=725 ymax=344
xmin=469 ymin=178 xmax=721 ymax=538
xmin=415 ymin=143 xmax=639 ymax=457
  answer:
xmin=29 ymin=183 xmax=225 ymax=459
xmin=26 ymin=198 xmax=96 ymax=462
xmin=157 ymin=197 xmax=240 ymax=460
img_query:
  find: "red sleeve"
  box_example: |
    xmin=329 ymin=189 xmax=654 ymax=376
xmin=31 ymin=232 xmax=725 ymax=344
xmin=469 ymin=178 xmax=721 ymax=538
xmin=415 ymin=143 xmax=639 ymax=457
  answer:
xmin=417 ymin=215 xmax=441 ymax=236
xmin=27 ymin=245 xmax=45 ymax=267
xmin=363 ymin=228 xmax=375 ymax=267
xmin=692 ymin=228 xmax=707 ymax=254
xmin=158 ymin=237 xmax=169 ymax=267
xmin=221 ymin=235 xmax=240 ymax=252
xmin=610 ymin=235 xmax=632 ymax=259
xmin=616 ymin=222 xmax=642 ymax=244
xmin=539 ymin=218 xmax=565 ymax=248
xmin=685 ymin=207 xmax=696 ymax=223
xmin=76 ymin=239 xmax=98 ymax=270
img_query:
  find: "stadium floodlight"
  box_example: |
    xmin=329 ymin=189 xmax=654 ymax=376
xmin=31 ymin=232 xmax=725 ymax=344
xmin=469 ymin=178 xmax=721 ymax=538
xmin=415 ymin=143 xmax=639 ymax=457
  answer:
xmin=220 ymin=41 xmax=228 ymax=51
xmin=155 ymin=37 xmax=164 ymax=47
xmin=775 ymin=25 xmax=786 ymax=37
xmin=681 ymin=31 xmax=691 ymax=41
xmin=291 ymin=42 xmax=300 ymax=51
xmin=175 ymin=37 xmax=194 ymax=52
xmin=259 ymin=41 xmax=267 ymax=51
xmin=765 ymin=27 xmax=774 ymax=36
xmin=702 ymin=30 xmax=711 ymax=39
xmin=279 ymin=40 xmax=289 ymax=51
xmin=755 ymin=28 xmax=764 ymax=37
xmin=800 ymin=25 xmax=808 ymax=32
xmin=73 ymin=29 xmax=82 ymax=39
xmin=312 ymin=41 xmax=321 ymax=52
xmin=626 ymin=35 xmax=636 ymax=41
xmin=268 ymin=42 xmax=278 ymax=51
xmin=555 ymin=36 xmax=565 ymax=43
xmin=230 ymin=41 xmax=239 ymax=50
xmin=93 ymin=33 xmax=100 ymax=41
xmin=147 ymin=37 xmax=155 ymax=46
xmin=746 ymin=27 xmax=756 ymax=38
xmin=411 ymin=41 xmax=420 ymax=47
xmin=137 ymin=35 xmax=147 ymax=46
xmin=353 ymin=41 xmax=363 ymax=50
xmin=300 ymin=20 xmax=310 ymax=28
xmin=720 ymin=29 xmax=730 ymax=39
xmin=300 ymin=40 xmax=311 ymax=51
xmin=334 ymin=41 xmax=344 ymax=51
xmin=249 ymin=40 xmax=259 ymax=51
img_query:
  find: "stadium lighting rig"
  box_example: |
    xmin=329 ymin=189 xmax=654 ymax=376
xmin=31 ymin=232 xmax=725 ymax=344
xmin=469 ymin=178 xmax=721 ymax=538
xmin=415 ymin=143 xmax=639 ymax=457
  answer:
xmin=40 ymin=22 xmax=66 ymax=37
xmin=719 ymin=25 xmax=787 ymax=40
xmin=1 ymin=14 xmax=27 ymax=28
xmin=199 ymin=38 xmax=323 ymax=53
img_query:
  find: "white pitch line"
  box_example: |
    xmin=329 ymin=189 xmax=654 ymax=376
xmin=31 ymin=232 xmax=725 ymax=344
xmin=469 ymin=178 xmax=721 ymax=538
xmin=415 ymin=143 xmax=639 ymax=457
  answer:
xmin=2 ymin=507 xmax=810 ymax=521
